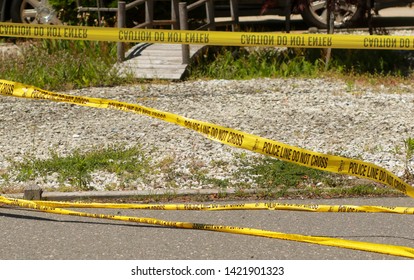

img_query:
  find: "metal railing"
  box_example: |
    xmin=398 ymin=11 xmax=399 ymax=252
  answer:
xmin=114 ymin=0 xmax=181 ymax=61
xmin=77 ymin=1 xmax=240 ymax=63
xmin=178 ymin=0 xmax=239 ymax=64
xmin=77 ymin=0 xmax=179 ymax=29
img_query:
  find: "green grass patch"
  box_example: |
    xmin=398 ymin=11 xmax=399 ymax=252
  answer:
xmin=1 ymin=144 xmax=404 ymax=199
xmin=236 ymin=154 xmax=328 ymax=191
xmin=0 ymin=39 xmax=134 ymax=91
xmin=9 ymin=144 xmax=152 ymax=191
xmin=231 ymin=153 xmax=402 ymax=199
xmin=189 ymin=47 xmax=324 ymax=79
xmin=404 ymin=137 xmax=414 ymax=182
xmin=188 ymin=47 xmax=414 ymax=81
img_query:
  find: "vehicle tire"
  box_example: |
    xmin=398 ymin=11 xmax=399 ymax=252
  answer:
xmin=11 ymin=0 xmax=33 ymax=23
xmin=10 ymin=0 xmax=61 ymax=24
xmin=300 ymin=0 xmax=364 ymax=28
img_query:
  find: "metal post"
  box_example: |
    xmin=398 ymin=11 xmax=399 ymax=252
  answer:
xmin=206 ymin=0 xmax=215 ymax=31
xmin=179 ymin=2 xmax=190 ymax=64
xmin=0 ymin=0 xmax=7 ymax=21
xmin=327 ymin=0 xmax=335 ymax=35
xmin=145 ymin=0 xmax=154 ymax=29
xmin=97 ymin=0 xmax=102 ymax=26
xmin=368 ymin=0 xmax=373 ymax=35
xmin=325 ymin=0 xmax=335 ymax=70
xmin=117 ymin=1 xmax=126 ymax=62
xmin=229 ymin=0 xmax=239 ymax=32
xmin=285 ymin=0 xmax=291 ymax=33
xmin=171 ymin=0 xmax=180 ymax=29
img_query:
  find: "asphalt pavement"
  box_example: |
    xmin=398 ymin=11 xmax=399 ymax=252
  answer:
xmin=1 ymin=196 xmax=414 ymax=260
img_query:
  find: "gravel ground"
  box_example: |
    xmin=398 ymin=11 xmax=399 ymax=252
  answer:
xmin=1 ymin=78 xmax=414 ymax=192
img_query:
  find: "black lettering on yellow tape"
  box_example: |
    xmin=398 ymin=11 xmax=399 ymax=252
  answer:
xmin=184 ymin=32 xmax=209 ymax=44
xmin=1 ymin=22 xmax=414 ymax=50
xmin=307 ymin=36 xmax=332 ymax=47
xmin=8 ymin=198 xmax=414 ymax=215
xmin=63 ymin=27 xmax=88 ymax=39
xmin=0 ymin=24 xmax=89 ymax=40
xmin=239 ymin=34 xmax=333 ymax=48
xmin=107 ymin=101 xmax=166 ymax=119
xmin=241 ymin=34 xmax=275 ymax=46
xmin=119 ymin=29 xmax=152 ymax=41
xmin=0 ymin=81 xmax=15 ymax=96
xmin=364 ymin=37 xmax=397 ymax=48
xmin=287 ymin=35 xmax=333 ymax=48
xmin=262 ymin=142 xmax=329 ymax=169
xmin=0 ymin=24 xmax=32 ymax=36
xmin=183 ymin=120 xmax=242 ymax=145
xmin=117 ymin=30 xmax=211 ymax=44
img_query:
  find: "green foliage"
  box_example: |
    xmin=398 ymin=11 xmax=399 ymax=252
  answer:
xmin=0 ymin=39 xmax=133 ymax=90
xmin=329 ymin=49 xmax=412 ymax=76
xmin=189 ymin=47 xmax=413 ymax=80
xmin=48 ymin=0 xmax=119 ymax=25
xmin=49 ymin=0 xmax=79 ymax=25
xmin=189 ymin=47 xmax=324 ymax=79
xmin=11 ymin=144 xmax=152 ymax=191
xmin=404 ymin=137 xmax=414 ymax=180
xmin=329 ymin=184 xmax=396 ymax=197
xmin=236 ymin=156 xmax=327 ymax=190
xmin=405 ymin=137 xmax=414 ymax=160
xmin=49 ymin=0 xmax=154 ymax=27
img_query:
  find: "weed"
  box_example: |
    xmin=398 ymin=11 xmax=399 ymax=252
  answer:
xmin=404 ymin=137 xmax=414 ymax=181
xmin=189 ymin=47 xmax=324 ymax=79
xmin=345 ymin=81 xmax=355 ymax=92
xmin=9 ymin=144 xmax=152 ymax=191
xmin=0 ymin=39 xmax=134 ymax=90
xmin=189 ymin=47 xmax=413 ymax=81
xmin=235 ymin=156 xmax=327 ymax=191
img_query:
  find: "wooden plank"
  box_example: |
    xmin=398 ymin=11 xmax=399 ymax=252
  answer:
xmin=123 ymin=64 xmax=187 ymax=69
xmin=119 ymin=43 xmax=206 ymax=80
xmin=124 ymin=59 xmax=184 ymax=65
xmin=129 ymin=70 xmax=185 ymax=80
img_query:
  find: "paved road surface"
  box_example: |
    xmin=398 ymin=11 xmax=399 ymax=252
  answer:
xmin=1 ymin=196 xmax=414 ymax=260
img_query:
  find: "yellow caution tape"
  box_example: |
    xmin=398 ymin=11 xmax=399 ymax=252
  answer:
xmin=1 ymin=195 xmax=414 ymax=258
xmin=1 ymin=22 xmax=413 ymax=258
xmin=26 ymin=200 xmax=414 ymax=214
xmin=1 ymin=79 xmax=413 ymax=198
xmin=1 ymin=22 xmax=413 ymax=50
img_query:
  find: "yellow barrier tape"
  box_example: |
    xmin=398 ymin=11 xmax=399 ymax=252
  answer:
xmin=1 ymin=79 xmax=414 ymax=199
xmin=1 ymin=22 xmax=413 ymax=50
xmin=26 ymin=200 xmax=414 ymax=214
xmin=1 ymin=195 xmax=414 ymax=259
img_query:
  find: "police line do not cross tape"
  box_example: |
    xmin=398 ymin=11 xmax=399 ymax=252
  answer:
xmin=1 ymin=79 xmax=414 ymax=199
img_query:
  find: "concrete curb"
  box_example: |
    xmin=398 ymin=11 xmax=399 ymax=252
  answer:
xmin=5 ymin=188 xmax=256 ymax=201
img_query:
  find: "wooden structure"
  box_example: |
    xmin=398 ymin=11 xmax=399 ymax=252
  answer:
xmin=80 ymin=0 xmax=290 ymax=80
xmin=115 ymin=43 xmax=205 ymax=80
xmin=77 ymin=0 xmax=239 ymax=79
xmin=112 ymin=0 xmax=239 ymax=79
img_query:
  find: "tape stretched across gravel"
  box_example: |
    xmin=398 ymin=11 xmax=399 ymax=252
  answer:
xmin=1 ymin=78 xmax=414 ymax=192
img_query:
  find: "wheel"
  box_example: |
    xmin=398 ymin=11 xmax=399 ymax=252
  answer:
xmin=300 ymin=0 xmax=364 ymax=29
xmin=10 ymin=0 xmax=61 ymax=24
